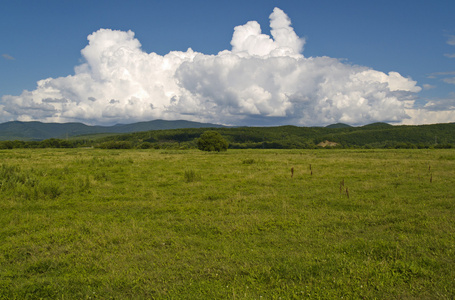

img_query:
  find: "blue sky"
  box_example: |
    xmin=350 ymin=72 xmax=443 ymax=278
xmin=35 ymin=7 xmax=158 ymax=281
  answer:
xmin=1 ymin=0 xmax=454 ymax=126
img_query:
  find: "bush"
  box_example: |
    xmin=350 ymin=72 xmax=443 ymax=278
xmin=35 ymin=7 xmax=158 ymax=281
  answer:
xmin=137 ymin=142 xmax=153 ymax=149
xmin=196 ymin=131 xmax=229 ymax=152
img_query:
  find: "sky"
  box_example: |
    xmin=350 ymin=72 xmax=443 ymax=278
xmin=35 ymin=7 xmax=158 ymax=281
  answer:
xmin=1 ymin=0 xmax=454 ymax=126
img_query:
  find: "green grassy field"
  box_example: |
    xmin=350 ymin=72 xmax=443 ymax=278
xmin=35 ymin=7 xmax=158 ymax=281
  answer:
xmin=1 ymin=149 xmax=454 ymax=299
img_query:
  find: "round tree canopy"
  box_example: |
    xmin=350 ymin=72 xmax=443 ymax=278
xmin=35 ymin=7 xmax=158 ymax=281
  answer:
xmin=197 ymin=131 xmax=229 ymax=152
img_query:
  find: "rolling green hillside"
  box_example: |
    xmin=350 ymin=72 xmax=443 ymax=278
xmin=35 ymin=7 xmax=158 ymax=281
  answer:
xmin=325 ymin=123 xmax=352 ymax=129
xmin=1 ymin=121 xmax=454 ymax=149
xmin=94 ymin=123 xmax=455 ymax=149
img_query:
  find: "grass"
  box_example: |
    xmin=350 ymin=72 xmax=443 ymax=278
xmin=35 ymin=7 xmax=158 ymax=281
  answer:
xmin=0 ymin=148 xmax=454 ymax=299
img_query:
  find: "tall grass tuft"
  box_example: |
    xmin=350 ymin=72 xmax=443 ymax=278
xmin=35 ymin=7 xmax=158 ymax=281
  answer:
xmin=184 ymin=169 xmax=201 ymax=183
xmin=242 ymin=158 xmax=255 ymax=164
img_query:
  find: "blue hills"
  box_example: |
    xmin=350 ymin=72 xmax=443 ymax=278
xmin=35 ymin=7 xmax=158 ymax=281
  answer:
xmin=0 ymin=119 xmax=224 ymax=141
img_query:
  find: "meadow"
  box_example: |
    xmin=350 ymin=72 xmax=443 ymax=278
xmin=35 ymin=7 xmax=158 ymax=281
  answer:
xmin=0 ymin=148 xmax=454 ymax=299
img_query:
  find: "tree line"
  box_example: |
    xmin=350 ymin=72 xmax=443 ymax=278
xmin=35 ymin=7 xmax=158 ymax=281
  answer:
xmin=1 ymin=123 xmax=454 ymax=149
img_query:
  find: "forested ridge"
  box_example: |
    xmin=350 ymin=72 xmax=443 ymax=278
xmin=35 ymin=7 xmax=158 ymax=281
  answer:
xmin=0 ymin=119 xmax=223 ymax=141
xmin=1 ymin=122 xmax=453 ymax=149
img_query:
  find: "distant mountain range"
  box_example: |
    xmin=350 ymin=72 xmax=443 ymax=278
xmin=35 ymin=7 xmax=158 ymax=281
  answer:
xmin=0 ymin=120 xmax=224 ymax=141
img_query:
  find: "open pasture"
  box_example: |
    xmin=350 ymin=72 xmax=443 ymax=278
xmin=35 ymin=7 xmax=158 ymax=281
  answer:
xmin=0 ymin=149 xmax=454 ymax=299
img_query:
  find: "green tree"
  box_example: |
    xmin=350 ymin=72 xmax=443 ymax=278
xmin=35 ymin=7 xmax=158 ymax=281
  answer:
xmin=197 ymin=131 xmax=229 ymax=152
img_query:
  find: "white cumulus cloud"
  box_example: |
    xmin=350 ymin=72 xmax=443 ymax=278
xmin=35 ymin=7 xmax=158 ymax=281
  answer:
xmin=1 ymin=7 xmax=429 ymax=126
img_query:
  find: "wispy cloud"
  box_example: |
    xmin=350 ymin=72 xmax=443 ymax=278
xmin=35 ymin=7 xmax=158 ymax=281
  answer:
xmin=442 ymin=77 xmax=455 ymax=85
xmin=2 ymin=54 xmax=15 ymax=60
xmin=427 ymin=71 xmax=455 ymax=79
xmin=423 ymin=92 xmax=455 ymax=111
xmin=442 ymin=35 xmax=455 ymax=59
xmin=447 ymin=35 xmax=455 ymax=46
xmin=422 ymin=84 xmax=436 ymax=90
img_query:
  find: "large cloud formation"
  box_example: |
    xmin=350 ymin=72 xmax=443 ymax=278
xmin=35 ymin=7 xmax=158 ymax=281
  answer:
xmin=0 ymin=8 xmax=432 ymax=126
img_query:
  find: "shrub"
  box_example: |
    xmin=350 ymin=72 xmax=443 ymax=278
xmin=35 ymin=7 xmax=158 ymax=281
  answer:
xmin=97 ymin=141 xmax=133 ymax=149
xmin=137 ymin=142 xmax=153 ymax=149
xmin=196 ymin=131 xmax=229 ymax=152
